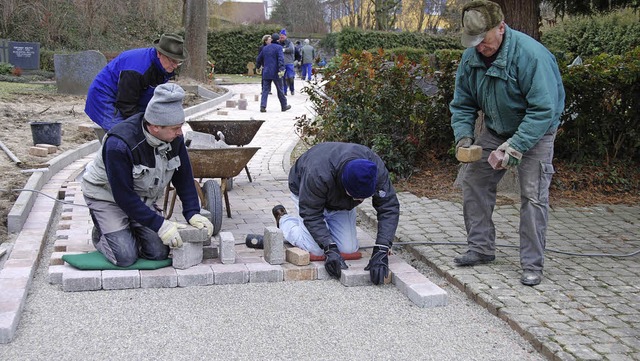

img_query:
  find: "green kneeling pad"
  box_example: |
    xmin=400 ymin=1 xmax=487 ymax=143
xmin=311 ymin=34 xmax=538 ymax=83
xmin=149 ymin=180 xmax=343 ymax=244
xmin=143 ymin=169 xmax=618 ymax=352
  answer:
xmin=62 ymin=251 xmax=172 ymax=270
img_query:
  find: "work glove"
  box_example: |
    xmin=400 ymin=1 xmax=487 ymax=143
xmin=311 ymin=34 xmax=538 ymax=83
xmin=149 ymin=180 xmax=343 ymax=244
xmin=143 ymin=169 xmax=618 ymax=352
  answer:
xmin=365 ymin=245 xmax=390 ymax=285
xmin=455 ymin=137 xmax=473 ymax=159
xmin=158 ymin=220 xmax=185 ymax=248
xmin=188 ymin=214 xmax=214 ymax=238
xmin=497 ymin=141 xmax=523 ymax=168
xmin=324 ymin=243 xmax=348 ymax=279
xmin=277 ymin=70 xmax=285 ymax=78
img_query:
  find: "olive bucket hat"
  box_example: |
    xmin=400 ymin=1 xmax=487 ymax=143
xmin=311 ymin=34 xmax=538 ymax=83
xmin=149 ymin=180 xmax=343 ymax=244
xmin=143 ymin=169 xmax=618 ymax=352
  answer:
xmin=153 ymin=33 xmax=188 ymax=61
xmin=460 ymin=0 xmax=504 ymax=48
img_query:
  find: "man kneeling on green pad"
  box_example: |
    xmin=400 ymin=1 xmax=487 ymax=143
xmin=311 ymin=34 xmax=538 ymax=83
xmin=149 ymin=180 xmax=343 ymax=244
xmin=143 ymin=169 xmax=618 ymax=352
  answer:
xmin=81 ymin=83 xmax=213 ymax=267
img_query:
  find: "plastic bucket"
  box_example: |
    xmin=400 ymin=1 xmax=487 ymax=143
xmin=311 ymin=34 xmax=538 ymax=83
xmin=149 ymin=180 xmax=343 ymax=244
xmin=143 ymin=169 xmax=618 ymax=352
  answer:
xmin=30 ymin=121 xmax=62 ymax=146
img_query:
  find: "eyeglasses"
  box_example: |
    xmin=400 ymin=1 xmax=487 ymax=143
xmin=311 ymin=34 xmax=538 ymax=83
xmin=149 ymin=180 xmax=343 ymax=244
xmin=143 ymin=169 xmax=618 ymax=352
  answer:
xmin=164 ymin=54 xmax=183 ymax=67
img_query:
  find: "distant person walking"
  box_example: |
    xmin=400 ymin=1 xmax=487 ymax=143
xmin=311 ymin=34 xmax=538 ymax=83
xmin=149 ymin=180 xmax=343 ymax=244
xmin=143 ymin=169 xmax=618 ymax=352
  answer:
xmin=278 ymin=29 xmax=296 ymax=95
xmin=256 ymin=33 xmax=291 ymax=113
xmin=300 ymin=39 xmax=316 ymax=81
xmin=85 ymin=33 xmax=187 ymax=131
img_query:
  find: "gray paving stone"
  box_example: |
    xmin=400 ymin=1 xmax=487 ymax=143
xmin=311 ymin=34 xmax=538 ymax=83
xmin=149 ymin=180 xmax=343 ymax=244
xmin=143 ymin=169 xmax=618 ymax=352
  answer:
xmin=219 ymin=232 xmax=236 ymax=264
xmin=263 ymin=227 xmax=285 ymax=265
xmin=47 ymin=265 xmax=66 ymax=285
xmin=139 ymin=267 xmax=177 ymax=288
xmin=176 ymin=265 xmax=214 ymax=287
xmin=102 ymin=270 xmax=140 ymax=290
xmin=62 ymin=269 xmax=101 ymax=292
xmin=0 ymin=312 xmax=19 ymax=344
xmin=209 ymin=262 xmax=249 ymax=285
xmin=172 ymin=242 xmax=203 ymax=270
xmin=246 ymin=262 xmax=283 ymax=283
xmin=406 ymin=280 xmax=448 ymax=308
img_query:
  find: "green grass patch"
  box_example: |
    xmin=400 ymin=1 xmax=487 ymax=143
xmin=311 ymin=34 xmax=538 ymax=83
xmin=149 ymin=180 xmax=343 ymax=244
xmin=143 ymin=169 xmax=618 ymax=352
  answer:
xmin=214 ymin=73 xmax=262 ymax=85
xmin=0 ymin=81 xmax=57 ymax=101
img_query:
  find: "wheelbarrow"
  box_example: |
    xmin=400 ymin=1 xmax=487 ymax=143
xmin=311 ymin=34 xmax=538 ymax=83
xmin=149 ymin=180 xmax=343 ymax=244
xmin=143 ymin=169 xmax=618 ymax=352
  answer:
xmin=163 ymin=146 xmax=260 ymax=236
xmin=186 ymin=119 xmax=264 ymax=182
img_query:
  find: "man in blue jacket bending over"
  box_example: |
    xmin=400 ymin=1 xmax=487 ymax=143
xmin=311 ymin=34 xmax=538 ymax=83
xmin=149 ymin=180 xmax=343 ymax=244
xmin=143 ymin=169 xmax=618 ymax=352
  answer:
xmin=450 ymin=0 xmax=565 ymax=286
xmin=271 ymin=142 xmax=400 ymax=284
xmin=85 ymin=33 xmax=187 ymax=131
xmin=82 ymin=83 xmax=213 ymax=267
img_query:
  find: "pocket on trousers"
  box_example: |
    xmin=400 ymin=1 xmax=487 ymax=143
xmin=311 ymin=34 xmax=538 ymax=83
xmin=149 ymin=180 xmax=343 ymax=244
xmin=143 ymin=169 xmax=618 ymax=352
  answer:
xmin=538 ymin=162 xmax=555 ymax=202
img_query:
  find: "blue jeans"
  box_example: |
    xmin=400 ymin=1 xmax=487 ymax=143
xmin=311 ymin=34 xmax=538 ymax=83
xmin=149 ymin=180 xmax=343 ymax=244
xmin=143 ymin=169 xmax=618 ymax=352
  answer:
xmin=301 ymin=63 xmax=312 ymax=80
xmin=461 ymin=130 xmax=556 ymax=271
xmin=260 ymin=78 xmax=288 ymax=110
xmin=279 ymin=194 xmax=358 ymax=256
xmin=283 ymin=64 xmax=295 ymax=93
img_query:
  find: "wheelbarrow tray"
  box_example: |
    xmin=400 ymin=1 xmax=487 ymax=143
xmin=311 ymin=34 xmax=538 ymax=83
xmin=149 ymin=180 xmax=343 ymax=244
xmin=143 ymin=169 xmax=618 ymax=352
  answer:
xmin=187 ymin=119 xmax=264 ymax=146
xmin=187 ymin=147 xmax=260 ymax=179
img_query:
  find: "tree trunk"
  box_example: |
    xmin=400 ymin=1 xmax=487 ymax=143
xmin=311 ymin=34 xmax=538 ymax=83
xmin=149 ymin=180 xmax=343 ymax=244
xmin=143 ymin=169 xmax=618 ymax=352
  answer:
xmin=493 ymin=0 xmax=541 ymax=40
xmin=183 ymin=0 xmax=208 ymax=82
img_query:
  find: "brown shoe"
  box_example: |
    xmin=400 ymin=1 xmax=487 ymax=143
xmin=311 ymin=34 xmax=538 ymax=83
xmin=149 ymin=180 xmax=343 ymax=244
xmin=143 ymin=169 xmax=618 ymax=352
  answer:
xmin=272 ymin=205 xmax=287 ymax=227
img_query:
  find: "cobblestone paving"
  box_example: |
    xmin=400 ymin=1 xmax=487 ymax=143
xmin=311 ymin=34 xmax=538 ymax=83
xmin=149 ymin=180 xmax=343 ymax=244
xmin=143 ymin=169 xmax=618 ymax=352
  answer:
xmin=359 ymin=194 xmax=640 ymax=361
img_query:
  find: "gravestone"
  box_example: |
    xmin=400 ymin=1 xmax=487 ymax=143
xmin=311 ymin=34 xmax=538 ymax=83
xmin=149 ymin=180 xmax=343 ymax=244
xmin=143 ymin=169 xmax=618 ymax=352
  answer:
xmin=54 ymin=50 xmax=107 ymax=95
xmin=0 ymin=39 xmax=40 ymax=69
xmin=246 ymin=62 xmax=255 ymax=76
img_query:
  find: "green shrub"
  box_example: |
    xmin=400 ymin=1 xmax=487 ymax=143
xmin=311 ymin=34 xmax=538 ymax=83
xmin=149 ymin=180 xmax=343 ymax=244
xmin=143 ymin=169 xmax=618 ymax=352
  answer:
xmin=336 ymin=28 xmax=462 ymax=54
xmin=207 ymin=25 xmax=282 ymax=74
xmin=557 ymin=47 xmax=640 ymax=163
xmin=542 ymin=9 xmax=640 ymax=56
xmin=299 ymin=49 xmax=460 ymax=178
xmin=0 ymin=62 xmax=14 ymax=75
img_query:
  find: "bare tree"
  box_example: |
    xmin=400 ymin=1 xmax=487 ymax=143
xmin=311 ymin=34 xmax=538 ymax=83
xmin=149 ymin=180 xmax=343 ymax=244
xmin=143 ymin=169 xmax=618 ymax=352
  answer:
xmin=271 ymin=0 xmax=328 ymax=33
xmin=183 ymin=0 xmax=208 ymax=82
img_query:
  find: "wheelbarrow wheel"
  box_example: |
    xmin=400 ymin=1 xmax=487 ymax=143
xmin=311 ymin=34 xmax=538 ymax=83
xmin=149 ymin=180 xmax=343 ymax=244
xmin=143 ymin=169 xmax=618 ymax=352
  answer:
xmin=202 ymin=180 xmax=223 ymax=236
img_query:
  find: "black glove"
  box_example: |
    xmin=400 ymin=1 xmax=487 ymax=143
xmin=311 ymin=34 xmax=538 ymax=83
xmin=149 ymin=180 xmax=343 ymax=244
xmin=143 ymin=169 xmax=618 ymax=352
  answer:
xmin=324 ymin=243 xmax=348 ymax=279
xmin=365 ymin=245 xmax=390 ymax=285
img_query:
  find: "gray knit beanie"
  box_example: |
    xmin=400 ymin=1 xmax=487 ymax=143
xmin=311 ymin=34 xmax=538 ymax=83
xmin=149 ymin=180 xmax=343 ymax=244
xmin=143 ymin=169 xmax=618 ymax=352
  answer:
xmin=144 ymin=83 xmax=185 ymax=126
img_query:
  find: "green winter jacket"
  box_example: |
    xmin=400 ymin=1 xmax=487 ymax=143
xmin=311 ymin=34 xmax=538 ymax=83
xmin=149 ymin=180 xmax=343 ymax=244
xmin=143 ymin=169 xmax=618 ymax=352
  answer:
xmin=450 ymin=25 xmax=565 ymax=153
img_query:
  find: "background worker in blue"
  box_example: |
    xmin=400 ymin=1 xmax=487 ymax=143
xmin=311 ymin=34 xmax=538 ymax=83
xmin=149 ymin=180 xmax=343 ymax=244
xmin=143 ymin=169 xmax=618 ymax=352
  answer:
xmin=85 ymin=33 xmax=187 ymax=131
xmin=82 ymin=83 xmax=213 ymax=267
xmin=272 ymin=142 xmax=400 ymax=284
xmin=256 ymin=33 xmax=290 ymax=113
xmin=450 ymin=0 xmax=565 ymax=286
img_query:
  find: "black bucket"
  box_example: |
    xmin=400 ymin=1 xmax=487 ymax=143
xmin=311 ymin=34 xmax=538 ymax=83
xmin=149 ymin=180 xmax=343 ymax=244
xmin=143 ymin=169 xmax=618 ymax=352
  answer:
xmin=30 ymin=121 xmax=62 ymax=146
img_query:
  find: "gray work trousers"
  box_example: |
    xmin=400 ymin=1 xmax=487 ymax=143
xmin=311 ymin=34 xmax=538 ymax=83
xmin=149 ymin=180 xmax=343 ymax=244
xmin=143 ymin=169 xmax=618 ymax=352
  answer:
xmin=462 ymin=130 xmax=556 ymax=271
xmin=84 ymin=196 xmax=169 ymax=267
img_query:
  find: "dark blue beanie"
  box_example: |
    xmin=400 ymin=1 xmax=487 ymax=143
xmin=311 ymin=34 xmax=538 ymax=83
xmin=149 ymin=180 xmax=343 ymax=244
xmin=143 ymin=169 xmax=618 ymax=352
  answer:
xmin=341 ymin=159 xmax=377 ymax=199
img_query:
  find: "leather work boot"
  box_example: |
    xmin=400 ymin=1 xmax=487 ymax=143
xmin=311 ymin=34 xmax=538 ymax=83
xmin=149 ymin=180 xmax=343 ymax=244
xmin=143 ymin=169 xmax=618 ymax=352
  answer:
xmin=453 ymin=250 xmax=495 ymax=266
xmin=520 ymin=270 xmax=543 ymax=286
xmin=272 ymin=205 xmax=287 ymax=228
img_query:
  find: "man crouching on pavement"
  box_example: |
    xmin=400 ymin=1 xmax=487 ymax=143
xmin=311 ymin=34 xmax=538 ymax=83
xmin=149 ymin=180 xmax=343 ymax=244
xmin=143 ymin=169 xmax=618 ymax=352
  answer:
xmin=271 ymin=142 xmax=400 ymax=284
xmin=81 ymin=83 xmax=213 ymax=267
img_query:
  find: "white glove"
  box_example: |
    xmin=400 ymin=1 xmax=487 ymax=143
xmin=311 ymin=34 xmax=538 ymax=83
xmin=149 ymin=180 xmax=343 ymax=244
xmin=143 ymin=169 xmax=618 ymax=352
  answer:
xmin=497 ymin=141 xmax=523 ymax=168
xmin=189 ymin=214 xmax=213 ymax=238
xmin=158 ymin=220 xmax=185 ymax=248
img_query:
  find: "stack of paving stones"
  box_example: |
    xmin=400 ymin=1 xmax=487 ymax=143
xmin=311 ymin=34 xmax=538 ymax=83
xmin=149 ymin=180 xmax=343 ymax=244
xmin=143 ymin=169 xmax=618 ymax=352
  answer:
xmin=47 ymin=181 xmax=447 ymax=309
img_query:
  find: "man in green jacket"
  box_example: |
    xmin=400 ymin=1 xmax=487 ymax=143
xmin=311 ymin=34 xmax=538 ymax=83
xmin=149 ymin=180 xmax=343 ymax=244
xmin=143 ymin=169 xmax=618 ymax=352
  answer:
xmin=449 ymin=0 xmax=565 ymax=286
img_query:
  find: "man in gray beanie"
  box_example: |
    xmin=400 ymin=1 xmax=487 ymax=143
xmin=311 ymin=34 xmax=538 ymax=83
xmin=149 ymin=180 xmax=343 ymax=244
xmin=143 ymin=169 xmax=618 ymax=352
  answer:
xmin=82 ymin=83 xmax=213 ymax=267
